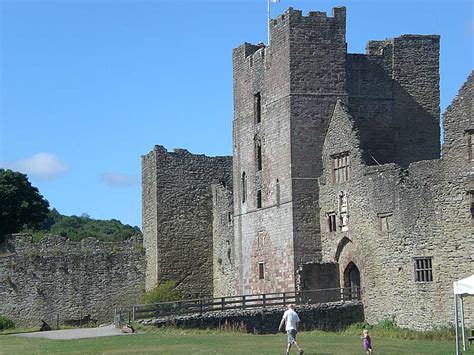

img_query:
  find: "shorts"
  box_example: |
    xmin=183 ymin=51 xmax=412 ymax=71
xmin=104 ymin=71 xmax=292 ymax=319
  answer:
xmin=287 ymin=329 xmax=297 ymax=344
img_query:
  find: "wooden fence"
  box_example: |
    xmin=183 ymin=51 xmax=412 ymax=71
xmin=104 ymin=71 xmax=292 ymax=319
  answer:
xmin=116 ymin=287 xmax=360 ymax=323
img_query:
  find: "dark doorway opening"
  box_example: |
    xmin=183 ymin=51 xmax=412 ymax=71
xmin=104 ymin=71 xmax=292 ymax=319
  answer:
xmin=344 ymin=262 xmax=361 ymax=300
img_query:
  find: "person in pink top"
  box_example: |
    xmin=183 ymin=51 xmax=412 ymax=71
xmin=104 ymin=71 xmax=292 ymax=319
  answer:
xmin=278 ymin=304 xmax=304 ymax=355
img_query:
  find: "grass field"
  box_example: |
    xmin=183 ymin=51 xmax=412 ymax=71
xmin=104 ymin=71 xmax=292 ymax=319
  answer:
xmin=1 ymin=328 xmax=473 ymax=355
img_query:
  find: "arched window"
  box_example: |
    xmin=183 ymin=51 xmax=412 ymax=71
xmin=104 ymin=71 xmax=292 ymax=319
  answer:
xmin=241 ymin=172 xmax=247 ymax=203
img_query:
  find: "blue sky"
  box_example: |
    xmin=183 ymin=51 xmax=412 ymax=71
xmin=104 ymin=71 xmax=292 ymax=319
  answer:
xmin=1 ymin=0 xmax=472 ymax=228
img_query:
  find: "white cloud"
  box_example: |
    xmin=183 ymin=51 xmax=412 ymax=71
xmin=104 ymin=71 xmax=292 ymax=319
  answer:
xmin=7 ymin=153 xmax=69 ymax=180
xmin=99 ymin=172 xmax=137 ymax=187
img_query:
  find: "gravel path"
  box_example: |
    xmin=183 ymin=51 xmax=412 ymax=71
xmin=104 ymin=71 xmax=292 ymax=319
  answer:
xmin=14 ymin=324 xmax=132 ymax=340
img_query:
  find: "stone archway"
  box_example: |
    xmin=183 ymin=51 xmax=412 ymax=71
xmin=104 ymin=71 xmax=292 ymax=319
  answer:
xmin=343 ymin=262 xmax=360 ymax=300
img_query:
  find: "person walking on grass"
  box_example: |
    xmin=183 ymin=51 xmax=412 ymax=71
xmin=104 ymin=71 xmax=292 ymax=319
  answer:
xmin=278 ymin=304 xmax=304 ymax=355
xmin=362 ymin=329 xmax=373 ymax=353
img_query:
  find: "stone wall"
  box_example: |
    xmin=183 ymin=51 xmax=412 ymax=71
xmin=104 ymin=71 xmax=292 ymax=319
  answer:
xmin=347 ymin=35 xmax=440 ymax=167
xmin=140 ymin=301 xmax=364 ymax=334
xmin=0 ymin=234 xmax=145 ymax=327
xmin=212 ymin=184 xmax=236 ymax=297
xmin=318 ymin=74 xmax=473 ymax=330
xmin=142 ymin=145 xmax=232 ymax=297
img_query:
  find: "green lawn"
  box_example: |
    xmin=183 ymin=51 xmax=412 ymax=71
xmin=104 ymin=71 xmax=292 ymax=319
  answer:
xmin=1 ymin=328 xmax=472 ymax=355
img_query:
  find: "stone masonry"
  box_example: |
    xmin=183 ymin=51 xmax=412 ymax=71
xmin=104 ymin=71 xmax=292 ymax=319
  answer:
xmin=0 ymin=234 xmax=145 ymax=327
xmin=142 ymin=145 xmax=232 ymax=297
xmin=142 ymin=6 xmax=473 ymax=330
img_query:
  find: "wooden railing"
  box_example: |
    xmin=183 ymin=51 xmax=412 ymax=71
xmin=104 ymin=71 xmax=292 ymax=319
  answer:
xmin=116 ymin=287 xmax=361 ymax=323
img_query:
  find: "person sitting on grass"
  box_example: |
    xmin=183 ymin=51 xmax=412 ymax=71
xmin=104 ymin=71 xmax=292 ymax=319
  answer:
xmin=278 ymin=304 xmax=304 ymax=355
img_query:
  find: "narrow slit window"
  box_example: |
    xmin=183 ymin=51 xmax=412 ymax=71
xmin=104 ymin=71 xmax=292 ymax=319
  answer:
xmin=256 ymin=190 xmax=262 ymax=208
xmin=242 ymin=172 xmax=247 ymax=203
xmin=470 ymin=192 xmax=474 ymax=226
xmin=258 ymin=262 xmax=265 ymax=280
xmin=414 ymin=257 xmax=433 ymax=282
xmin=256 ymin=141 xmax=262 ymax=171
xmin=276 ymin=179 xmax=280 ymax=207
xmin=468 ymin=131 xmax=474 ymax=161
xmin=254 ymin=92 xmax=261 ymax=124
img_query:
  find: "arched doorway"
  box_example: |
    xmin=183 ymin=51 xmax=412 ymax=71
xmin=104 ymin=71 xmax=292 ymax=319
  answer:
xmin=343 ymin=262 xmax=360 ymax=300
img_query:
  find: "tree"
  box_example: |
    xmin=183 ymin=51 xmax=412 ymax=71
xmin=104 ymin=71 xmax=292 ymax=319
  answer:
xmin=0 ymin=169 xmax=50 ymax=240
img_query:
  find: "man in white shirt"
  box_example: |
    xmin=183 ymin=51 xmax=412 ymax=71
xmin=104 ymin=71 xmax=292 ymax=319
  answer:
xmin=278 ymin=304 xmax=304 ymax=355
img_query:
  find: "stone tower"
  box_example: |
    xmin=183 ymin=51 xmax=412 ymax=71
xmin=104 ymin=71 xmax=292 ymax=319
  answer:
xmin=232 ymin=7 xmax=347 ymax=295
xmin=232 ymin=6 xmax=441 ymax=295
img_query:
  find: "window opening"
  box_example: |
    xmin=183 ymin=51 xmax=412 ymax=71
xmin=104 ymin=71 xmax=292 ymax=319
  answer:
xmin=254 ymin=92 xmax=261 ymax=124
xmin=257 ymin=190 xmax=262 ymax=208
xmin=258 ymin=262 xmax=265 ymax=280
xmin=414 ymin=257 xmax=433 ymax=282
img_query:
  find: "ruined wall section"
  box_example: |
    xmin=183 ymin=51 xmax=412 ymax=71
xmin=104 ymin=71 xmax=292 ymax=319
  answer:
xmin=347 ymin=35 xmax=440 ymax=166
xmin=142 ymin=145 xmax=232 ymax=297
xmin=232 ymin=9 xmax=295 ymax=295
xmin=392 ymin=35 xmax=440 ymax=164
xmin=319 ymin=75 xmax=473 ymax=329
xmin=346 ymin=43 xmax=394 ymax=164
xmin=442 ymin=71 xmax=473 ymax=161
xmin=212 ymin=184 xmax=237 ymax=297
xmin=0 ymin=235 xmax=145 ymax=327
xmin=142 ymin=147 xmax=158 ymax=290
xmin=288 ymin=7 xmax=347 ymax=270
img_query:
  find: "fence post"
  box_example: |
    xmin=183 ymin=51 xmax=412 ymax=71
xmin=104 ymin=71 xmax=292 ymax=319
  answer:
xmin=340 ymin=288 xmax=345 ymax=302
xmin=128 ymin=311 xmax=131 ymax=324
xmin=242 ymin=295 xmax=246 ymax=309
xmin=80 ymin=310 xmax=83 ymax=328
xmin=221 ymin=297 xmax=225 ymax=310
xmin=56 ymin=314 xmax=59 ymax=330
xmin=199 ymin=299 xmax=203 ymax=314
xmin=262 ymin=294 xmax=266 ymax=308
xmin=132 ymin=306 xmax=135 ymax=322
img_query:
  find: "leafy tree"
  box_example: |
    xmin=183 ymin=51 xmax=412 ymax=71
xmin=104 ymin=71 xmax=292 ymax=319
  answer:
xmin=0 ymin=169 xmax=49 ymax=240
xmin=31 ymin=209 xmax=142 ymax=242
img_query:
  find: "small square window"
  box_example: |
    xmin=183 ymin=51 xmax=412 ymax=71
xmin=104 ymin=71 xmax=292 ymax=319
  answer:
xmin=378 ymin=213 xmax=393 ymax=232
xmin=414 ymin=257 xmax=433 ymax=282
xmin=258 ymin=262 xmax=265 ymax=280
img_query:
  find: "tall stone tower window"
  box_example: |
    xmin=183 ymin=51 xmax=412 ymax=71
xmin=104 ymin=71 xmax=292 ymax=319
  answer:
xmin=256 ymin=190 xmax=262 ymax=208
xmin=254 ymin=92 xmax=261 ymax=124
xmin=258 ymin=262 xmax=265 ymax=280
xmin=333 ymin=152 xmax=350 ymax=183
xmin=256 ymin=140 xmax=262 ymax=171
xmin=327 ymin=212 xmax=337 ymax=232
xmin=241 ymin=172 xmax=247 ymax=203
xmin=414 ymin=257 xmax=433 ymax=282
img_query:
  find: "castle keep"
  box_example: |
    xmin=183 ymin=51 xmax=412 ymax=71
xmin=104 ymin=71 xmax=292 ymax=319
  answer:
xmin=142 ymin=7 xmax=473 ymax=329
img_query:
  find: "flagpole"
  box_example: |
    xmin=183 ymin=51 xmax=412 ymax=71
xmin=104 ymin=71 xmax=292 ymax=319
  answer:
xmin=267 ymin=0 xmax=271 ymax=44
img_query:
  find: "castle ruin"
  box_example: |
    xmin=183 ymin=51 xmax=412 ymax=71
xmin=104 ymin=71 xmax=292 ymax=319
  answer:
xmin=142 ymin=7 xmax=473 ymax=329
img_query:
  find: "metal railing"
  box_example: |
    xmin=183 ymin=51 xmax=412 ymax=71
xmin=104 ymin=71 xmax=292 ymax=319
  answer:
xmin=116 ymin=286 xmax=361 ymax=323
